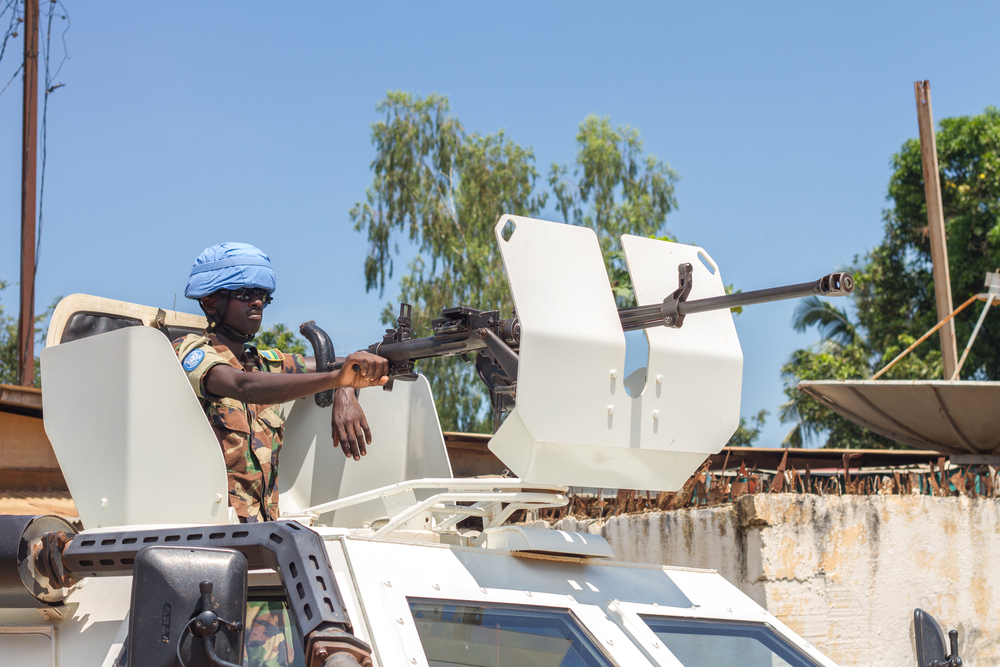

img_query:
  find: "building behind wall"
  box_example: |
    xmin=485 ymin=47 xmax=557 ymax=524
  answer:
xmin=0 ymin=383 xmax=77 ymax=519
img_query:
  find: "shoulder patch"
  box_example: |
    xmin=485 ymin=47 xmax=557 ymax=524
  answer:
xmin=182 ymin=348 xmax=206 ymax=371
xmin=259 ymin=349 xmax=284 ymax=362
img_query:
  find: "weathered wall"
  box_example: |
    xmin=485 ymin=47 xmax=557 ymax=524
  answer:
xmin=533 ymin=495 xmax=1000 ymax=667
xmin=0 ymin=411 xmax=68 ymax=490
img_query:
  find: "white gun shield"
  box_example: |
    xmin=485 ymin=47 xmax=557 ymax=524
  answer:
xmin=278 ymin=375 xmax=453 ymax=528
xmin=489 ymin=216 xmax=743 ymax=491
xmin=621 ymin=234 xmax=743 ymax=463
xmin=41 ymin=327 xmax=230 ymax=528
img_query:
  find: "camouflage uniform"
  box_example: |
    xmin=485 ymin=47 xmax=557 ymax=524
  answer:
xmin=173 ymin=333 xmax=307 ymax=523
xmin=174 ymin=333 xmax=306 ymax=667
xmin=244 ymin=601 xmax=297 ymax=667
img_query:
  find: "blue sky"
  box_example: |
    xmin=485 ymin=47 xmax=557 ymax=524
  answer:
xmin=2 ymin=2 xmax=998 ymax=445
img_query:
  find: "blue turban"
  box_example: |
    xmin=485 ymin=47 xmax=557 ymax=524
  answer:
xmin=184 ymin=242 xmax=276 ymax=299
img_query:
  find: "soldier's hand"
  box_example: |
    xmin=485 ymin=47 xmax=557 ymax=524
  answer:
xmin=332 ymin=388 xmax=371 ymax=461
xmin=337 ymin=351 xmax=389 ymax=389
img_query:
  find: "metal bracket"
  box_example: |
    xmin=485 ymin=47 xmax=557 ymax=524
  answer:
xmin=660 ymin=263 xmax=694 ymax=328
xmin=299 ymin=478 xmax=568 ymax=543
xmin=62 ymin=520 xmax=363 ymax=653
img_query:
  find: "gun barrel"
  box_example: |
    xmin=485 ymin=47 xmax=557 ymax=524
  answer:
xmin=619 ymin=272 xmax=853 ymax=332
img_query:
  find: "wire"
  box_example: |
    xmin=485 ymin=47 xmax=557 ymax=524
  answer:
xmin=175 ymin=617 xmax=197 ymax=667
xmin=36 ymin=0 xmax=72 ymax=278
xmin=0 ymin=0 xmax=23 ymax=77
xmin=0 ymin=61 xmax=21 ymax=97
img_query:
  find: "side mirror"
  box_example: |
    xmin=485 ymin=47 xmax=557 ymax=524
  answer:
xmin=128 ymin=546 xmax=247 ymax=667
xmin=914 ymin=608 xmax=962 ymax=667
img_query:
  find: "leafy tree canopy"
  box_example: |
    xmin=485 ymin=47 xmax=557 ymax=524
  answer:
xmin=782 ymin=107 xmax=1000 ymax=448
xmin=0 ymin=281 xmax=57 ymax=387
xmin=351 ymin=92 xmax=680 ymax=432
xmin=728 ymin=409 xmax=768 ymax=448
xmin=256 ymin=323 xmax=307 ymax=356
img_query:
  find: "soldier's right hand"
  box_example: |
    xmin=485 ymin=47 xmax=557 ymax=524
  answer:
xmin=337 ymin=351 xmax=389 ymax=389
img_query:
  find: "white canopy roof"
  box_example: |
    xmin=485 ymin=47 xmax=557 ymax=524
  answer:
xmin=798 ymin=380 xmax=1000 ymax=455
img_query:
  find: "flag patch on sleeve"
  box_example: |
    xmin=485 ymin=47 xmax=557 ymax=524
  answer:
xmin=260 ymin=349 xmax=284 ymax=362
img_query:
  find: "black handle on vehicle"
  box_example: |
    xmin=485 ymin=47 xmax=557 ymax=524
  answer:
xmin=299 ymin=321 xmax=335 ymax=408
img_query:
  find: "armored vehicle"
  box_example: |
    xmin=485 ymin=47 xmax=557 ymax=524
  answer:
xmin=1 ymin=216 xmax=856 ymax=667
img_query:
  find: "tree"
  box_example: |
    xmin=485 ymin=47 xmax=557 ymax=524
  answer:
xmin=727 ymin=409 xmax=768 ymax=447
xmin=352 ymin=94 xmax=679 ymax=432
xmin=256 ymin=323 xmax=307 ymax=356
xmin=0 ymin=280 xmax=55 ymax=387
xmin=781 ymin=107 xmax=1000 ymax=447
xmin=0 ymin=281 xmax=18 ymax=385
xmin=550 ymin=116 xmax=679 ymax=307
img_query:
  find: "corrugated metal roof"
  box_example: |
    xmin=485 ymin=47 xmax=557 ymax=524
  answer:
xmin=798 ymin=380 xmax=1000 ymax=454
xmin=0 ymin=382 xmax=43 ymax=417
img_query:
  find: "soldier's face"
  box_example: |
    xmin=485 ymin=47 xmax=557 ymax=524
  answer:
xmin=224 ymin=293 xmax=265 ymax=335
xmin=204 ymin=293 xmax=265 ymax=336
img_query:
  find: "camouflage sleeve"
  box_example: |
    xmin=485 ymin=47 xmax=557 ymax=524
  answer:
xmin=173 ymin=334 xmax=230 ymax=399
xmin=283 ymin=353 xmax=307 ymax=375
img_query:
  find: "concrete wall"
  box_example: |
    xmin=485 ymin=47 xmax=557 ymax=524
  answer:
xmin=533 ymin=494 xmax=1000 ymax=667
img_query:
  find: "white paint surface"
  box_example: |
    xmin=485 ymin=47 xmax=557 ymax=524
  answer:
xmin=534 ymin=495 xmax=1000 ymax=667
xmin=41 ymin=327 xmax=229 ymax=528
xmin=279 ymin=374 xmax=452 ymax=528
xmin=489 ymin=217 xmax=744 ymax=492
xmin=621 ymin=235 xmax=743 ymax=458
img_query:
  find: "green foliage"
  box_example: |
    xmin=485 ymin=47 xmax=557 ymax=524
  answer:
xmin=727 ymin=409 xmax=768 ymax=447
xmin=0 ymin=280 xmax=56 ymax=387
xmin=0 ymin=280 xmax=16 ymax=385
xmin=352 ymin=95 xmax=679 ymax=431
xmin=351 ymin=93 xmax=546 ymax=432
xmin=781 ymin=107 xmax=1000 ymax=448
xmin=256 ymin=323 xmax=307 ymax=356
xmin=862 ymin=106 xmax=1000 ymax=375
xmin=550 ymin=116 xmax=679 ymax=307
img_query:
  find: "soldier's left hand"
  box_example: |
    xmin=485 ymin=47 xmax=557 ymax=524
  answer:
xmin=333 ymin=388 xmax=371 ymax=460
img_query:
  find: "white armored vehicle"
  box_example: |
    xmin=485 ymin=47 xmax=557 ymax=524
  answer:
xmin=1 ymin=217 xmax=859 ymax=667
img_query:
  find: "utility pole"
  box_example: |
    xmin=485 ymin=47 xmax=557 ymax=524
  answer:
xmin=17 ymin=0 xmax=39 ymax=387
xmin=914 ymin=80 xmax=959 ymax=380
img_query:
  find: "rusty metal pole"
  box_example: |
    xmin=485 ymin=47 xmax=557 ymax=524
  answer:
xmin=914 ymin=80 xmax=959 ymax=380
xmin=17 ymin=0 xmax=39 ymax=387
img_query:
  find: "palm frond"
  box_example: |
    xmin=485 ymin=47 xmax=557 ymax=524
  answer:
xmin=791 ymin=296 xmax=861 ymax=348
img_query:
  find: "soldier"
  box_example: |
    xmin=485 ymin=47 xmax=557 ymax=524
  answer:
xmin=173 ymin=243 xmax=388 ymax=667
xmin=173 ymin=242 xmax=390 ymax=523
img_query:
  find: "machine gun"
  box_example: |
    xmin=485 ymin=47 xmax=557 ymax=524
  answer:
xmin=308 ymin=265 xmax=853 ymax=427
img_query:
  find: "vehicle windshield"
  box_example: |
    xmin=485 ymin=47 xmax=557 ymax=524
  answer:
xmin=639 ymin=616 xmax=820 ymax=667
xmin=409 ymin=599 xmax=614 ymax=667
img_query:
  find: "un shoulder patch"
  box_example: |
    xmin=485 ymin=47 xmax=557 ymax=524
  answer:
xmin=182 ymin=348 xmax=205 ymax=371
xmin=259 ymin=349 xmax=284 ymax=362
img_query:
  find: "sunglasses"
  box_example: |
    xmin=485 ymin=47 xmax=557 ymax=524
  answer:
xmin=219 ymin=288 xmax=273 ymax=307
